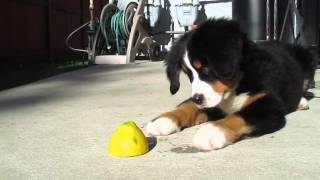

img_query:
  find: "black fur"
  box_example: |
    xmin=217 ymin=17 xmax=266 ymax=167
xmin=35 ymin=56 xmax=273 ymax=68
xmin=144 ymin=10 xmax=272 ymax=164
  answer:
xmin=165 ymin=32 xmax=193 ymax=94
xmin=165 ymin=18 xmax=317 ymax=136
xmin=187 ymin=19 xmax=247 ymax=80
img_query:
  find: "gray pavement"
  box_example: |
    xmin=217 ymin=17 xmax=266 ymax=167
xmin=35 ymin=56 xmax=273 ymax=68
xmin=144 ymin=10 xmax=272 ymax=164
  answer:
xmin=0 ymin=61 xmax=320 ymax=180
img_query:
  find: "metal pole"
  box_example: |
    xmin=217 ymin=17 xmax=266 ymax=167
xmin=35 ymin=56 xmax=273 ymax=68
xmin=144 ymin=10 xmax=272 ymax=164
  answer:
xmin=232 ymin=0 xmax=267 ymax=41
xmin=88 ymin=0 xmax=96 ymax=64
xmin=274 ymin=0 xmax=278 ymax=40
xmin=279 ymin=0 xmax=292 ymax=41
xmin=266 ymin=0 xmax=271 ymax=40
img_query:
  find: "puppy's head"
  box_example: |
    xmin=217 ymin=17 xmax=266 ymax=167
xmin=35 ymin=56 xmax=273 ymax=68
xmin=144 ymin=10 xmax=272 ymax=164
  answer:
xmin=166 ymin=19 xmax=248 ymax=109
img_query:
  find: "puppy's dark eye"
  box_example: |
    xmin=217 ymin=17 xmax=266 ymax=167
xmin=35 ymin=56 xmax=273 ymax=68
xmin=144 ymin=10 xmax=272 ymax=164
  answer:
xmin=202 ymin=67 xmax=210 ymax=75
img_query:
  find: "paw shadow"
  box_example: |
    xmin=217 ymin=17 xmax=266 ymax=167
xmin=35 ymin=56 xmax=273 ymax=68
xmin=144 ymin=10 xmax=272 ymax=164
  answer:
xmin=147 ymin=136 xmax=158 ymax=151
xmin=170 ymin=146 xmax=200 ymax=153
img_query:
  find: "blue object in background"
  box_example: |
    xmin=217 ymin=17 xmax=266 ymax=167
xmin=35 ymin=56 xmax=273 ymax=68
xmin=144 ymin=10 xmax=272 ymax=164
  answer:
xmin=148 ymin=0 xmax=162 ymax=27
xmin=175 ymin=0 xmax=200 ymax=27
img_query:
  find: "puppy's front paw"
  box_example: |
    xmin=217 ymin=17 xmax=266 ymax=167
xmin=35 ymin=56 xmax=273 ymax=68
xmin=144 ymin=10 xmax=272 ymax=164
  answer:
xmin=193 ymin=123 xmax=228 ymax=151
xmin=146 ymin=117 xmax=180 ymax=136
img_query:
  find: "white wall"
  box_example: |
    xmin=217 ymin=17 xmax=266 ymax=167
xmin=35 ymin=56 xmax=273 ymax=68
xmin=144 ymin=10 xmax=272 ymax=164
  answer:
xmin=171 ymin=1 xmax=232 ymax=31
xmin=152 ymin=0 xmax=232 ymax=49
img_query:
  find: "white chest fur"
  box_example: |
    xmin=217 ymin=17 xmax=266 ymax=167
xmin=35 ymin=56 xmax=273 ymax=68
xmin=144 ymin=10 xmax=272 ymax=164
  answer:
xmin=218 ymin=92 xmax=250 ymax=114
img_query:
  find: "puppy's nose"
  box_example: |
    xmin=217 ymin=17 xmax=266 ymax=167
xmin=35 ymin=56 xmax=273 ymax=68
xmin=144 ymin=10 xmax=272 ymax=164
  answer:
xmin=192 ymin=93 xmax=204 ymax=105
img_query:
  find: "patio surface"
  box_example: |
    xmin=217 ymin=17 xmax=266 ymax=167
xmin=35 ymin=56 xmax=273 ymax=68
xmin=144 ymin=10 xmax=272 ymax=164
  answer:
xmin=1 ymin=61 xmax=320 ymax=179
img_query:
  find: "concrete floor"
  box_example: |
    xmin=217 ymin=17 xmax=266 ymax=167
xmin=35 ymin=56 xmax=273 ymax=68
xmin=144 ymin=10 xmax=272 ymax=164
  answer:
xmin=0 ymin=61 xmax=320 ymax=180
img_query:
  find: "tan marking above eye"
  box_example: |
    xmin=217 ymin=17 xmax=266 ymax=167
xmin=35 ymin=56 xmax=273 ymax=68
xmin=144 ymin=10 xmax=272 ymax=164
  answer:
xmin=212 ymin=74 xmax=242 ymax=94
xmin=192 ymin=60 xmax=202 ymax=70
xmin=212 ymin=81 xmax=233 ymax=94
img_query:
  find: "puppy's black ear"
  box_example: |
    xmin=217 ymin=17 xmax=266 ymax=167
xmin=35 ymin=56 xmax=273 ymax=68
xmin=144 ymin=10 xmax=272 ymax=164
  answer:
xmin=165 ymin=32 xmax=191 ymax=94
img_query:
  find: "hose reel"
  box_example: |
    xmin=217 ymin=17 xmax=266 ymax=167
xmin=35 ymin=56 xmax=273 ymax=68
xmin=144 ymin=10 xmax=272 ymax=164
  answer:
xmin=94 ymin=0 xmax=157 ymax=64
xmin=66 ymin=0 xmax=160 ymax=64
xmin=98 ymin=2 xmax=137 ymax=54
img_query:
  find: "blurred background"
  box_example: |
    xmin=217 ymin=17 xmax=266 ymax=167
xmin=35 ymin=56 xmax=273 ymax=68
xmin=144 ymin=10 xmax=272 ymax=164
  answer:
xmin=0 ymin=0 xmax=319 ymax=90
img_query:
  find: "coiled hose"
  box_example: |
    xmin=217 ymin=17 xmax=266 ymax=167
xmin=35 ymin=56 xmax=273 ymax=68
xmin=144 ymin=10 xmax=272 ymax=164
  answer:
xmin=100 ymin=4 xmax=130 ymax=54
xmin=111 ymin=10 xmax=128 ymax=54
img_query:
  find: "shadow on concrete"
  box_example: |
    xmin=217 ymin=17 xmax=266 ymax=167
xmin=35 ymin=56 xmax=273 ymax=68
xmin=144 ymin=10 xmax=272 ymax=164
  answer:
xmin=0 ymin=62 xmax=165 ymax=112
xmin=44 ymin=63 xmax=163 ymax=84
xmin=147 ymin=137 xmax=158 ymax=151
xmin=170 ymin=145 xmax=200 ymax=154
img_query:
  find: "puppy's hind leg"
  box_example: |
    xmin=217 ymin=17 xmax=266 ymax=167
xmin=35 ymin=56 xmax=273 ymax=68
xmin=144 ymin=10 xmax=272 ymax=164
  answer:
xmin=297 ymin=97 xmax=309 ymax=110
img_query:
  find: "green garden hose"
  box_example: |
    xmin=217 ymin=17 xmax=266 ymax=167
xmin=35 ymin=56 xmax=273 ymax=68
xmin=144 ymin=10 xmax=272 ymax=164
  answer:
xmin=111 ymin=10 xmax=128 ymax=54
xmin=100 ymin=4 xmax=117 ymax=50
xmin=100 ymin=3 xmax=134 ymax=55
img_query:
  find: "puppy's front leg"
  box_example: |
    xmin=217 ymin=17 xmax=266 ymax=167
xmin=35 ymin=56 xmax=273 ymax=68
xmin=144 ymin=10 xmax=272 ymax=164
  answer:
xmin=146 ymin=100 xmax=208 ymax=136
xmin=193 ymin=114 xmax=251 ymax=150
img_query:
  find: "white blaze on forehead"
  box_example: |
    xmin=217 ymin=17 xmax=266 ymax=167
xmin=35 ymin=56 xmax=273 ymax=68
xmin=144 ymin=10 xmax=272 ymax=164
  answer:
xmin=183 ymin=52 xmax=223 ymax=108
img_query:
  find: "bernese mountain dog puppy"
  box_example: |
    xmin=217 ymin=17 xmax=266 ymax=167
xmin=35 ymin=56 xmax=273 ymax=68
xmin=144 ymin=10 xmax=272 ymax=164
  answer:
xmin=146 ymin=18 xmax=317 ymax=151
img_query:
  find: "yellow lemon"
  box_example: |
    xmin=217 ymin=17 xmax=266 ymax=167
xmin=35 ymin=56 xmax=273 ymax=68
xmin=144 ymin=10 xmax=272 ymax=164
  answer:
xmin=108 ymin=121 xmax=149 ymax=157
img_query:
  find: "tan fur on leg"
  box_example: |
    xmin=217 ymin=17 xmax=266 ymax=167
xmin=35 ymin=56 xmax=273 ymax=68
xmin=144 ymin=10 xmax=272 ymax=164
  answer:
xmin=146 ymin=100 xmax=208 ymax=136
xmin=161 ymin=100 xmax=208 ymax=128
